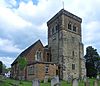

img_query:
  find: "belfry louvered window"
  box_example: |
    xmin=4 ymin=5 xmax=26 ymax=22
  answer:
xmin=68 ymin=22 xmax=71 ymax=30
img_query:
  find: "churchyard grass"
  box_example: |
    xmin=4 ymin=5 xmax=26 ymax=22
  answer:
xmin=0 ymin=76 xmax=100 ymax=86
xmin=40 ymin=82 xmax=51 ymax=86
xmin=89 ymin=78 xmax=94 ymax=86
xmin=61 ymin=80 xmax=72 ymax=86
xmin=0 ymin=77 xmax=32 ymax=86
xmin=78 ymin=80 xmax=84 ymax=86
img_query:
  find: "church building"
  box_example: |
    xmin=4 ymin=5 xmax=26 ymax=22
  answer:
xmin=11 ymin=9 xmax=86 ymax=81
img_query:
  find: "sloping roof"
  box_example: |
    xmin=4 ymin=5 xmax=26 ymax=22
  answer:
xmin=19 ymin=39 xmax=43 ymax=57
xmin=11 ymin=40 xmax=43 ymax=66
xmin=44 ymin=45 xmax=48 ymax=48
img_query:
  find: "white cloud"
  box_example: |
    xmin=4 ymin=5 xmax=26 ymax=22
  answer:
xmin=0 ymin=0 xmax=7 ymax=7
xmin=16 ymin=1 xmax=37 ymax=17
xmin=0 ymin=38 xmax=22 ymax=53
xmin=15 ymin=0 xmax=62 ymax=25
xmin=0 ymin=57 xmax=16 ymax=68
xmin=83 ymin=20 xmax=100 ymax=44
xmin=0 ymin=6 xmax=32 ymax=32
xmin=5 ymin=0 xmax=17 ymax=8
xmin=64 ymin=0 xmax=99 ymax=16
xmin=0 ymin=0 xmax=100 ymax=67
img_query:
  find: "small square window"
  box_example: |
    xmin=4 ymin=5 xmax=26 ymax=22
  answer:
xmin=56 ymin=25 xmax=58 ymax=31
xmin=72 ymin=64 xmax=75 ymax=70
xmin=52 ymin=28 xmax=54 ymax=34
xmin=72 ymin=51 xmax=74 ymax=57
xmin=28 ymin=65 xmax=34 ymax=75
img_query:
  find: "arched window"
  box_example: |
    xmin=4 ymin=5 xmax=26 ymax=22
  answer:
xmin=73 ymin=24 xmax=77 ymax=32
xmin=35 ymin=50 xmax=42 ymax=61
xmin=45 ymin=64 xmax=49 ymax=74
xmin=68 ymin=22 xmax=72 ymax=30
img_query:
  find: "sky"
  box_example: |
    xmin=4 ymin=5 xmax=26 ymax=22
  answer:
xmin=0 ymin=0 xmax=100 ymax=68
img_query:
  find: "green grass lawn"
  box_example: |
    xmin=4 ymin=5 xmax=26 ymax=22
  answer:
xmin=0 ymin=78 xmax=32 ymax=86
xmin=0 ymin=76 xmax=100 ymax=86
xmin=40 ymin=81 xmax=72 ymax=86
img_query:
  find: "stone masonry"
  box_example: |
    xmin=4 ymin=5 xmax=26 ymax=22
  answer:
xmin=47 ymin=9 xmax=86 ymax=80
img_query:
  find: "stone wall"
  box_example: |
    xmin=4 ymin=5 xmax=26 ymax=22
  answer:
xmin=27 ymin=63 xmax=58 ymax=81
xmin=47 ymin=9 xmax=86 ymax=80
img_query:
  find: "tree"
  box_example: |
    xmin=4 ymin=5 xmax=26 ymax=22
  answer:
xmin=84 ymin=46 xmax=100 ymax=78
xmin=0 ymin=61 xmax=3 ymax=74
xmin=0 ymin=62 xmax=11 ymax=75
xmin=2 ymin=64 xmax=7 ymax=73
xmin=86 ymin=60 xmax=97 ymax=78
xmin=18 ymin=57 xmax=27 ymax=80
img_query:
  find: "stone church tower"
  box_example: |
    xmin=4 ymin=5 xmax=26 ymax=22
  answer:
xmin=47 ymin=9 xmax=86 ymax=80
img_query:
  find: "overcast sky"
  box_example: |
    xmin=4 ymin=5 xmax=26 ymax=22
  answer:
xmin=0 ymin=0 xmax=100 ymax=68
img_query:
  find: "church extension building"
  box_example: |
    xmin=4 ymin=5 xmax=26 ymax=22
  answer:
xmin=11 ymin=40 xmax=58 ymax=80
xmin=11 ymin=9 xmax=86 ymax=81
